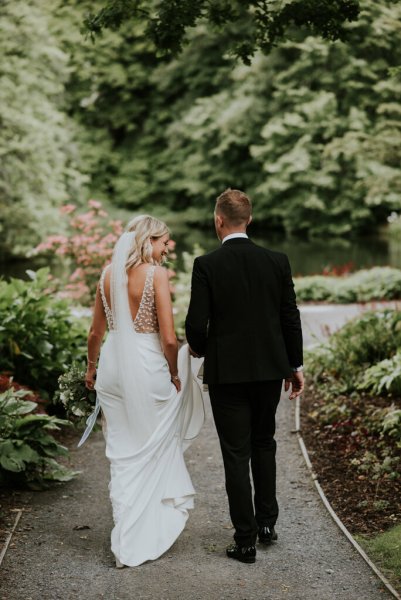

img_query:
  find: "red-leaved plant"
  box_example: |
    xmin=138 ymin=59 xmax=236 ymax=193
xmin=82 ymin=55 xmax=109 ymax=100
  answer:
xmin=0 ymin=374 xmax=47 ymax=414
xmin=322 ymin=261 xmax=355 ymax=277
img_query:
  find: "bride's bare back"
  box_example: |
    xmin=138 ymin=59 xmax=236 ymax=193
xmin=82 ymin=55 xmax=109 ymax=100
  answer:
xmin=101 ymin=264 xmax=158 ymax=332
xmin=99 ymin=262 xmax=176 ymax=344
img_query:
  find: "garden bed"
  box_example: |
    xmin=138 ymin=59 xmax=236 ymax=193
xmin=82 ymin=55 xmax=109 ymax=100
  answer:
xmin=301 ymin=387 xmax=401 ymax=535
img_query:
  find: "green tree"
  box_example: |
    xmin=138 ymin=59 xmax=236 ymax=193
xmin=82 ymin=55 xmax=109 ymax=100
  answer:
xmin=249 ymin=2 xmax=401 ymax=235
xmin=55 ymin=0 xmax=162 ymax=202
xmin=128 ymin=0 xmax=400 ymax=236
xmin=4 ymin=0 xmax=398 ymax=254
xmin=85 ymin=0 xmax=360 ymax=63
xmin=0 ymin=1 xmax=84 ymax=257
xmin=58 ymin=4 xmax=235 ymax=209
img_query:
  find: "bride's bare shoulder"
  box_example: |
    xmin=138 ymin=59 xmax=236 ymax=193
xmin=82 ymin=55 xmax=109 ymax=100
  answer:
xmin=126 ymin=263 xmax=148 ymax=280
xmin=153 ymin=265 xmax=169 ymax=285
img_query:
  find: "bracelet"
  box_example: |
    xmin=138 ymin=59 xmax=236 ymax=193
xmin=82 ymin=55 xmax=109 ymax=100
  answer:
xmin=171 ymin=374 xmax=180 ymax=381
xmin=87 ymin=359 xmax=97 ymax=366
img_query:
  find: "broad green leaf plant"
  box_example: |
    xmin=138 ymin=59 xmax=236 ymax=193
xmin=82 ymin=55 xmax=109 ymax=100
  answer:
xmin=0 ymin=387 xmax=78 ymax=488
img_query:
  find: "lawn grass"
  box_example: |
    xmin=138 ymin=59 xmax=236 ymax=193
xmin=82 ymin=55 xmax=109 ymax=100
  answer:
xmin=356 ymin=524 xmax=401 ymax=592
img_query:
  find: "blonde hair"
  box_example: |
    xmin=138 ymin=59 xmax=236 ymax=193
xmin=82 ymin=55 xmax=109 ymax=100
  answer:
xmin=215 ymin=188 xmax=252 ymax=226
xmin=125 ymin=215 xmax=169 ymax=270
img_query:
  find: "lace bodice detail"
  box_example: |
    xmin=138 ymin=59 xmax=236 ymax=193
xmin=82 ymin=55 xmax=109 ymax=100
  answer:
xmin=133 ymin=265 xmax=159 ymax=333
xmin=100 ymin=267 xmax=115 ymax=330
xmin=100 ymin=265 xmax=159 ymax=333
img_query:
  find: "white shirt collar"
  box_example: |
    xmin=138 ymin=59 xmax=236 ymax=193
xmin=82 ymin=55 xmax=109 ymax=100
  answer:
xmin=222 ymin=232 xmax=248 ymax=244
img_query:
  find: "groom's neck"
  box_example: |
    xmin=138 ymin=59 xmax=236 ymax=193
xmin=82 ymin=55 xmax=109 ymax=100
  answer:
xmin=218 ymin=227 xmax=248 ymax=241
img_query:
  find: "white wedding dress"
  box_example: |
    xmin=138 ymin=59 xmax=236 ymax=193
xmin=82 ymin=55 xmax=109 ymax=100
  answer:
xmin=91 ymin=232 xmax=204 ymax=567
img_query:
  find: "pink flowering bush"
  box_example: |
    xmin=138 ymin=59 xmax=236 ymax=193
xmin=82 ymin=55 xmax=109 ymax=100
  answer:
xmin=35 ymin=200 xmax=124 ymax=304
xmin=35 ymin=200 xmax=178 ymax=305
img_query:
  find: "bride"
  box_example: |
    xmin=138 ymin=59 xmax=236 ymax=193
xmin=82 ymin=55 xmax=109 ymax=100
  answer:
xmin=83 ymin=215 xmax=204 ymax=568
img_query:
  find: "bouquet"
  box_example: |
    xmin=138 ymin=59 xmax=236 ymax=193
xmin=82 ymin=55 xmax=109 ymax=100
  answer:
xmin=58 ymin=364 xmax=97 ymax=428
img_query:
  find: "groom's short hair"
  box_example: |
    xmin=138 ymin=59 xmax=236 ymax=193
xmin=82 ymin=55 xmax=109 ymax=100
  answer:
xmin=215 ymin=189 xmax=252 ymax=226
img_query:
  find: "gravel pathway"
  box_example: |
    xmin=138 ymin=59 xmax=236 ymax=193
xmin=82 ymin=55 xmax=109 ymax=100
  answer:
xmin=0 ymin=305 xmax=393 ymax=599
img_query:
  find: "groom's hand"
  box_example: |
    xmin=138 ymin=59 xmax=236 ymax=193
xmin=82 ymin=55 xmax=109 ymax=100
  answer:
xmin=285 ymin=371 xmax=304 ymax=400
xmin=188 ymin=346 xmax=201 ymax=358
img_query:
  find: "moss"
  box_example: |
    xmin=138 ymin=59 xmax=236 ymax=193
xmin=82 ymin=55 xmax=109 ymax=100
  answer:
xmin=356 ymin=524 xmax=401 ymax=592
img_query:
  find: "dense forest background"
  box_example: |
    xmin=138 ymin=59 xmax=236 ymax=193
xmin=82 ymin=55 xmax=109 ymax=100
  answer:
xmin=1 ymin=0 xmax=401 ymax=257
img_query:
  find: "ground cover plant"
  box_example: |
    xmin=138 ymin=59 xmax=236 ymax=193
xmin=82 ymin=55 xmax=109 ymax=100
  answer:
xmin=302 ymin=310 xmax=401 ymax=587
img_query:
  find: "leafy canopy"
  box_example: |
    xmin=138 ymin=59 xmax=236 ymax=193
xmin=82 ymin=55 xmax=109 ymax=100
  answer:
xmin=84 ymin=0 xmax=360 ymax=63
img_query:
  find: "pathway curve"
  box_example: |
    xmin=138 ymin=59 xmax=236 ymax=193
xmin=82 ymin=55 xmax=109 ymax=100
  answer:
xmin=1 ymin=305 xmax=393 ymax=599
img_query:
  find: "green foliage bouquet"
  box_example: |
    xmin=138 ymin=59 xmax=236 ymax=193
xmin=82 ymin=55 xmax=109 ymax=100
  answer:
xmin=58 ymin=365 xmax=97 ymax=428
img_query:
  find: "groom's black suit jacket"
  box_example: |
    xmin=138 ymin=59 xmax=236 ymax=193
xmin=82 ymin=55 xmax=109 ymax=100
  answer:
xmin=185 ymin=238 xmax=303 ymax=385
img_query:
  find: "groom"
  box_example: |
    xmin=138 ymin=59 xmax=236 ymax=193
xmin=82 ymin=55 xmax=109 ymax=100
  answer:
xmin=185 ymin=189 xmax=304 ymax=563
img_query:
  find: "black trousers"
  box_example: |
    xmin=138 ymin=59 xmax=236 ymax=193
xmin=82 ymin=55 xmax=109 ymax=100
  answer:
xmin=208 ymin=380 xmax=282 ymax=547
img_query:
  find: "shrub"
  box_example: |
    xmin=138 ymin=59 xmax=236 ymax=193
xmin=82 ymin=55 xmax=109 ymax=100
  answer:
xmin=34 ymin=200 xmax=178 ymax=307
xmin=0 ymin=268 xmax=88 ymax=400
xmin=306 ymin=310 xmax=401 ymax=392
xmin=295 ymin=267 xmax=401 ymax=303
xmin=359 ymin=352 xmax=401 ymax=396
xmin=171 ymin=244 xmax=204 ymax=338
xmin=0 ymin=387 xmax=77 ymax=488
xmin=387 ymin=212 xmax=401 ymax=240
xmin=33 ymin=200 xmax=123 ymax=304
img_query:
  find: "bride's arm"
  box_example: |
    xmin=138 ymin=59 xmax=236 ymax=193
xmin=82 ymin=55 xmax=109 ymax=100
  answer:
xmin=154 ymin=266 xmax=180 ymax=389
xmin=85 ymin=283 xmax=107 ymax=389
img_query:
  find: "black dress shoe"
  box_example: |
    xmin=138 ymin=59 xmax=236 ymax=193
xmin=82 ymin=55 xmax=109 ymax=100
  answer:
xmin=226 ymin=543 xmax=256 ymax=564
xmin=258 ymin=526 xmax=278 ymax=545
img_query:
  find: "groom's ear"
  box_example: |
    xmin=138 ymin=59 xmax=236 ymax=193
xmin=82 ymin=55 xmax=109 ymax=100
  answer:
xmin=247 ymin=215 xmax=253 ymax=226
xmin=215 ymin=213 xmax=224 ymax=228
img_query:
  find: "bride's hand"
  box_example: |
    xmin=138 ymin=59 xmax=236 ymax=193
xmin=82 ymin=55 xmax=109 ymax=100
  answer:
xmin=171 ymin=374 xmax=181 ymax=393
xmin=85 ymin=367 xmax=96 ymax=390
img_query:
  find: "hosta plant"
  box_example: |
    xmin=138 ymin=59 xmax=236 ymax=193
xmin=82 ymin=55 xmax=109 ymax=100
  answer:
xmin=0 ymin=387 xmax=77 ymax=488
xmin=0 ymin=268 xmax=88 ymax=400
xmin=359 ymin=352 xmax=401 ymax=396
